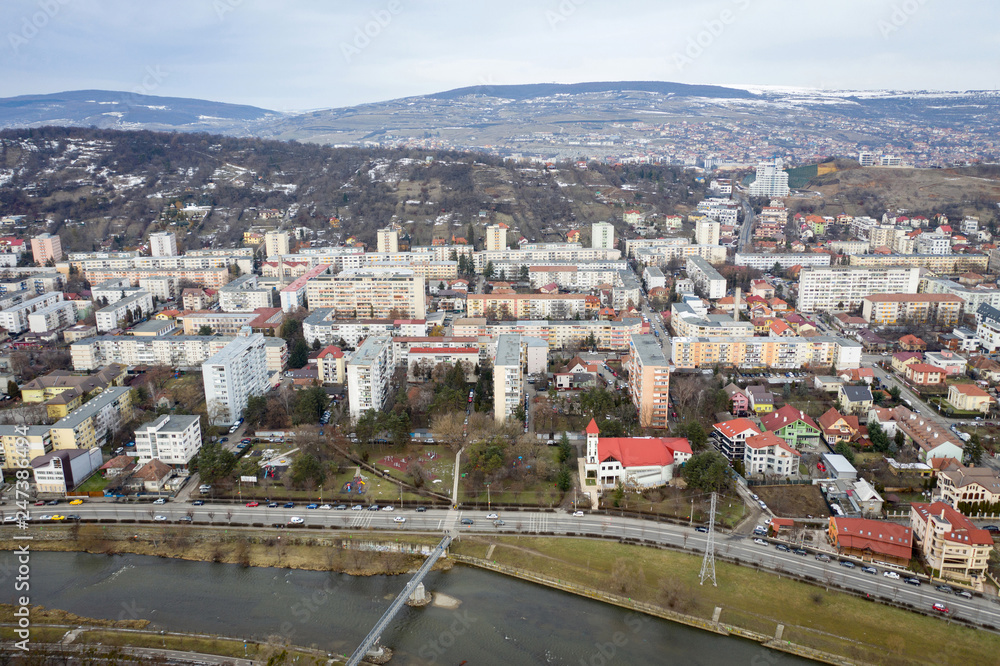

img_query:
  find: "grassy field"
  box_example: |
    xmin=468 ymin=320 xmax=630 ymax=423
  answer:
xmin=754 ymin=485 xmax=830 ymax=518
xmin=450 ymin=536 xmax=1000 ymax=666
xmin=74 ymin=473 xmax=109 ymax=494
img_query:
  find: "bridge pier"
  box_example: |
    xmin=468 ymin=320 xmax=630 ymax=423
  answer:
xmin=406 ymin=582 xmax=432 ymax=607
xmin=362 ymin=642 xmax=393 ymax=665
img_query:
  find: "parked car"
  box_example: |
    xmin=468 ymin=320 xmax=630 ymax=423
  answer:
xmin=335 ymin=505 xmax=347 ymax=510
xmin=486 ymin=513 xmax=498 ymax=519
xmin=775 ymin=544 xmax=790 ymax=552
xmin=267 ymin=502 xmax=278 ymax=508
xmin=753 ymin=538 xmax=769 ymax=546
xmin=695 ymin=526 xmax=709 ymax=533
xmin=306 ymin=504 xmax=319 ymax=509
xmin=861 ymin=566 xmax=877 ymax=575
xmin=153 ymin=498 xmax=167 ymax=505
xmin=382 ymin=505 xmax=394 ymax=511
xmin=192 ymin=500 xmax=205 ymax=506
xmin=283 ymin=502 xmax=295 ymax=509
xmin=955 ymin=589 xmax=973 ymax=599
xmin=245 ymin=501 xmax=259 ymax=507
xmin=415 ymin=506 xmax=427 ymax=512
xmin=351 ymin=505 xmax=363 ymax=511
xmin=883 ymin=571 xmax=900 ymax=580
xmin=572 ymin=510 xmax=584 ymax=517
xmin=904 ymin=577 xmax=921 ymax=586
xmin=840 ymin=561 xmax=856 ymax=569
xmin=154 ymin=515 xmax=167 ymax=522
xmin=815 ymin=554 xmax=831 ymax=562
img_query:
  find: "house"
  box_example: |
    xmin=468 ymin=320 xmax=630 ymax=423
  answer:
xmin=891 ymin=407 xmax=964 ymax=462
xmin=100 ymin=454 xmax=137 ymax=478
xmin=743 ymin=432 xmax=801 ymax=477
xmin=711 ymin=418 xmax=762 ymax=461
xmin=821 ymin=453 xmax=858 ymax=480
xmin=856 ymin=329 xmax=892 ymax=352
xmin=890 ymin=352 xmax=923 ymax=374
xmin=814 ymin=375 xmax=845 ymax=393
xmin=818 ymin=408 xmax=859 ymax=446
xmin=851 ymin=478 xmax=885 ymax=516
xmin=126 ymin=459 xmax=175 ymax=493
xmin=923 ymin=350 xmax=967 ymax=376
xmin=910 ymin=502 xmax=992 ymax=584
xmin=554 ymin=372 xmax=597 ymax=390
xmin=936 ymin=464 xmax=1000 ymax=511
xmin=760 ymin=405 xmax=822 ymax=449
xmin=838 ymin=368 xmax=874 ymax=385
xmin=968 ymin=355 xmax=1000 ymax=383
xmin=31 ymin=448 xmax=103 ymax=494
xmin=746 ymin=385 xmax=774 ymax=414
xmin=905 ymin=363 xmax=944 ymax=386
xmin=828 ymin=516 xmax=912 ymax=566
xmin=316 ymin=345 xmax=346 ymax=384
xmin=947 ymin=384 xmax=992 ymax=414
xmin=838 ymin=385 xmax=873 ymax=415
xmin=583 ymin=419 xmax=692 ymax=491
xmin=723 ymin=383 xmax=750 ymax=416
xmin=899 ymin=334 xmax=927 ymax=351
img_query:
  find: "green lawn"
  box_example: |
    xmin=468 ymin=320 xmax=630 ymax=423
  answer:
xmin=73 ymin=473 xmax=108 ymax=494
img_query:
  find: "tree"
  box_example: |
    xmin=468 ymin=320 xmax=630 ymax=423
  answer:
xmin=194 ymin=442 xmax=237 ymax=484
xmin=888 ymin=385 xmax=902 ymax=402
xmin=682 ymin=451 xmax=731 ymax=492
xmin=280 ymin=318 xmax=302 ymax=340
xmin=197 ymin=325 xmax=214 ymax=336
xmin=557 ymin=432 xmax=574 ymax=465
xmin=288 ymin=338 xmax=310 ymax=369
xmin=556 ymin=467 xmax=573 ymax=492
xmin=518 ymin=265 xmax=529 ymax=282
xmin=868 ymin=420 xmax=890 ymax=453
xmin=289 ymin=452 xmax=325 ymax=488
xmin=6 ymin=380 xmax=19 ymax=400
xmin=484 ymin=261 xmax=495 ymax=279
xmin=244 ymin=395 xmax=268 ymax=427
xmin=834 ymin=441 xmax=855 ymax=464
xmin=894 ymin=429 xmax=906 ymax=449
xmin=293 ymin=386 xmax=327 ymax=424
xmin=965 ymin=434 xmax=985 ymax=466
xmin=681 ymin=422 xmax=708 ymax=451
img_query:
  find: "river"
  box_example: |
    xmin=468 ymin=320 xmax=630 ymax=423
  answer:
xmin=13 ymin=552 xmax=813 ymax=665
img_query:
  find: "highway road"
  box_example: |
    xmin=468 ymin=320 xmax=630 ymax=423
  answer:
xmin=20 ymin=502 xmax=1000 ymax=629
xmin=736 ymin=193 xmax=756 ymax=253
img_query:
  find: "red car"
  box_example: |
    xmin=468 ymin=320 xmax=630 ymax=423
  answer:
xmin=245 ymin=501 xmax=260 ymax=507
xmin=932 ymin=603 xmax=950 ymax=614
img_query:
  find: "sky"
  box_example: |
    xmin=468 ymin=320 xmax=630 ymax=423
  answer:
xmin=1 ymin=0 xmax=997 ymax=112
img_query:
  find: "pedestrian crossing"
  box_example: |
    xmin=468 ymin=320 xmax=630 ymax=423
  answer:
xmin=526 ymin=513 xmax=550 ymax=533
xmin=349 ymin=511 xmax=376 ymax=528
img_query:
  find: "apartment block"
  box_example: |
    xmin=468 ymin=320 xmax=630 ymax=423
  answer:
xmin=27 ymin=300 xmax=76 ymax=333
xmin=0 ymin=425 xmax=53 ymax=470
xmin=346 ymin=335 xmax=393 ymax=422
xmin=862 ymin=293 xmax=964 ymax=326
xmin=591 ymin=221 xmax=615 ymax=250
xmin=849 ymin=253 xmax=987 ymax=273
xmin=910 ymin=502 xmax=992 ymax=584
xmin=453 ymin=316 xmax=645 ymax=352
xmin=376 ymin=227 xmax=399 ymax=254
xmin=31 ymin=233 xmax=62 ymax=264
xmin=686 ymin=256 xmax=726 ymax=300
xmin=149 ymin=231 xmax=178 ymax=257
xmin=626 ymin=334 xmax=670 ymax=429
xmin=466 ymin=293 xmax=593 ymax=319
xmin=134 ymin=414 xmax=201 ymax=468
xmin=633 ymin=244 xmax=727 ymax=267
xmin=48 ymin=386 xmax=134 ymax=452
xmin=180 ymin=308 xmax=283 ymax=336
xmin=493 ymin=334 xmax=524 ymax=422
xmin=138 ymin=275 xmax=179 ymax=302
xmin=264 ymin=230 xmax=291 ymax=258
xmin=734 ymin=253 xmax=832 ymax=271
xmin=95 ymin=291 xmax=154 ymax=332
xmin=671 ymin=335 xmax=861 ymax=371
xmin=694 ymin=219 xmax=721 ymax=246
xmin=797 ymin=266 xmax=922 ymax=313
xmin=202 ymin=334 xmax=269 ymax=425
xmin=305 ymin=269 xmax=426 ymax=319
xmin=0 ymin=292 xmax=65 ymax=334
xmin=474 ymin=246 xmax=621 ymax=272
xmin=219 ymin=274 xmax=274 ymax=312
xmin=485 ymin=224 xmax=508 ymax=252
xmin=747 ymin=159 xmax=790 ymax=197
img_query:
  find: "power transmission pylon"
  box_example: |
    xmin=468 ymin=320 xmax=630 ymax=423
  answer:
xmin=699 ymin=492 xmax=717 ymax=587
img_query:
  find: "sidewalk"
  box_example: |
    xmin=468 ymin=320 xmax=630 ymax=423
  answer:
xmin=577 ymin=458 xmax=599 ymax=509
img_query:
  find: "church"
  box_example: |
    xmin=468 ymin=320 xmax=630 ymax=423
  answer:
xmin=583 ymin=418 xmax=692 ymax=491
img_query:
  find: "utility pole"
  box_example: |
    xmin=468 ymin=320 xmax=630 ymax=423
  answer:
xmin=699 ymin=492 xmax=717 ymax=587
xmin=486 ymin=483 xmax=491 ymax=511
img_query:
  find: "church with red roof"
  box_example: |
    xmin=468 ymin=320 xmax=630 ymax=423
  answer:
xmin=584 ymin=419 xmax=692 ymax=491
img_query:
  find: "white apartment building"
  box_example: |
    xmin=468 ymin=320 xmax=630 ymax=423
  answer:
xmin=686 ymin=256 xmax=726 ymax=300
xmin=696 ymin=198 xmax=739 ymax=224
xmin=138 ymin=276 xmax=179 ymax=302
xmin=219 ymin=274 xmax=274 ymax=312
xmin=0 ymin=292 xmax=65 ymax=334
xmin=493 ymin=334 xmax=523 ymax=422
xmin=95 ymin=291 xmax=154 ymax=332
xmin=486 ymin=224 xmax=508 ymax=252
xmin=134 ymin=414 xmax=201 ymax=468
xmin=346 ymin=335 xmax=393 ymax=422
xmin=591 ymin=222 xmax=615 ymax=250
xmin=695 ymin=218 xmax=721 ymax=246
xmin=376 ymin=227 xmax=399 ymax=253
xmin=305 ymin=269 xmax=426 ymax=319
xmin=915 ymin=232 xmax=952 ymax=255
xmin=623 ymin=237 xmax=690 ymax=258
xmin=474 ymin=246 xmax=621 ymax=272
xmin=264 ymin=230 xmax=291 ymax=258
xmin=202 ymin=333 xmax=269 ymax=425
xmin=797 ymin=266 xmax=922 ymax=313
xmin=748 ymin=159 xmax=790 ymax=197
xmin=634 ymin=244 xmax=727 ymax=267
xmin=744 ymin=432 xmax=800 ymax=477
xmin=642 ymin=266 xmax=666 ymax=291
xmin=734 ymin=253 xmax=832 ymax=271
xmin=26 ymin=300 xmax=76 ymax=333
xmin=976 ymin=304 xmax=1000 ymax=352
xmin=70 ymin=334 xmax=285 ymax=373
xmin=149 ymin=231 xmax=178 ymax=257
xmin=626 ymin=334 xmax=671 ymax=429
xmin=528 ymin=265 xmax=621 ymax=290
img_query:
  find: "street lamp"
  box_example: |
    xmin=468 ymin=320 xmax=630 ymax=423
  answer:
xmin=486 ymin=483 xmax=491 ymax=511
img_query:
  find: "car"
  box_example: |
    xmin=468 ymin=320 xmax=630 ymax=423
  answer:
xmin=494 ymin=519 xmax=505 ymax=526
xmin=382 ymin=505 xmax=394 ymax=511
xmin=935 ymin=584 xmax=954 ymax=593
xmin=750 ymin=493 xmax=759 ymax=501
xmin=368 ymin=505 xmax=380 ymax=511
xmin=50 ymin=515 xmax=65 ymax=521
xmin=955 ymin=589 xmax=973 ymax=599
xmin=283 ymin=502 xmax=295 ymax=509
xmin=179 ymin=516 xmax=193 ymax=522
xmin=46 ymin=499 xmax=59 ymax=506
xmin=883 ymin=571 xmax=900 ymax=580
xmin=904 ymin=577 xmax=921 ymax=586
xmin=351 ymin=505 xmax=363 ymax=511
xmin=153 ymin=498 xmax=167 ymax=505
xmin=34 ymin=500 xmax=46 ymax=507
xmin=840 ymin=561 xmax=856 ymax=569
xmin=861 ymin=566 xmax=877 ymax=575
xmin=572 ymin=510 xmax=584 ymax=517
xmin=221 ymin=437 xmax=229 ymax=442
xmin=320 ymin=504 xmax=332 ymax=510
xmin=66 ymin=515 xmax=81 ymax=521
xmin=775 ymin=544 xmax=790 ymax=552
xmin=289 ymin=517 xmax=304 ymax=524
xmin=334 ymin=505 xmax=347 ymax=510
xmin=762 ymin=518 xmax=772 ymax=525
xmin=69 ymin=499 xmax=83 ymax=505
xmin=983 ymin=525 xmax=1000 ymax=533
xmin=460 ymin=518 xmax=474 ymax=525
xmin=245 ymin=501 xmax=260 ymax=507
xmin=486 ymin=513 xmax=498 ymax=519
xmin=815 ymin=554 xmax=831 ymax=562
xmin=306 ymin=504 xmax=319 ymax=509
xmin=753 ymin=538 xmax=769 ymax=546
xmin=393 ymin=516 xmax=406 ymax=523
xmin=38 ymin=515 xmax=52 ymax=521
xmin=415 ymin=506 xmax=427 ymax=512
xmin=695 ymin=526 xmax=709 ymax=533
xmin=2 ymin=516 xmax=16 ymax=523
xmin=932 ymin=603 xmax=951 ymax=614
xmin=793 ymin=548 xmax=807 ymax=556
xmin=154 ymin=515 xmax=168 ymax=522
xmin=267 ymin=502 xmax=278 ymax=508
xmin=192 ymin=500 xmax=205 ymax=506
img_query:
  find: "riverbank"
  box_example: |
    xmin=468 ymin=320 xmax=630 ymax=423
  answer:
xmin=4 ymin=526 xmax=997 ymax=665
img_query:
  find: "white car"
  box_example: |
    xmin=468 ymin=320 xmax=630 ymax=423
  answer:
xmin=486 ymin=513 xmax=498 ymax=519
xmin=393 ymin=516 xmax=406 ymax=523
xmin=572 ymin=511 xmax=584 ymax=517
xmin=754 ymin=538 xmax=769 ymax=546
xmin=319 ymin=504 xmax=332 ymax=510
xmin=381 ymin=505 xmax=394 ymax=511
xmin=883 ymin=570 xmax=900 ymax=580
xmin=3 ymin=516 xmax=16 ymax=523
xmin=154 ymin=515 xmax=168 ymax=522
xmin=289 ymin=516 xmax=304 ymax=524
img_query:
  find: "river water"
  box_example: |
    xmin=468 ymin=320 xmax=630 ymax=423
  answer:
xmin=12 ymin=551 xmax=813 ymax=665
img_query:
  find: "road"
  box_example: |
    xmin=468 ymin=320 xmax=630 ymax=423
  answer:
xmin=27 ymin=503 xmax=1000 ymax=629
xmin=736 ymin=193 xmax=756 ymax=252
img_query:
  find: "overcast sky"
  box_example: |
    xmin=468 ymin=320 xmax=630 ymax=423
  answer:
xmin=2 ymin=0 xmax=997 ymax=111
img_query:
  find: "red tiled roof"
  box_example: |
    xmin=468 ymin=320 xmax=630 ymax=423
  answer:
xmin=598 ymin=437 xmax=692 ymax=468
xmin=760 ymin=405 xmax=819 ymax=433
xmin=713 ymin=418 xmax=761 ymax=440
xmin=911 ymin=502 xmax=993 ymax=546
xmin=831 ymin=517 xmax=912 ymax=560
xmin=744 ymin=432 xmax=800 ymax=456
xmin=318 ymin=345 xmax=343 ymax=359
xmin=585 ymin=418 xmax=600 ymax=435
